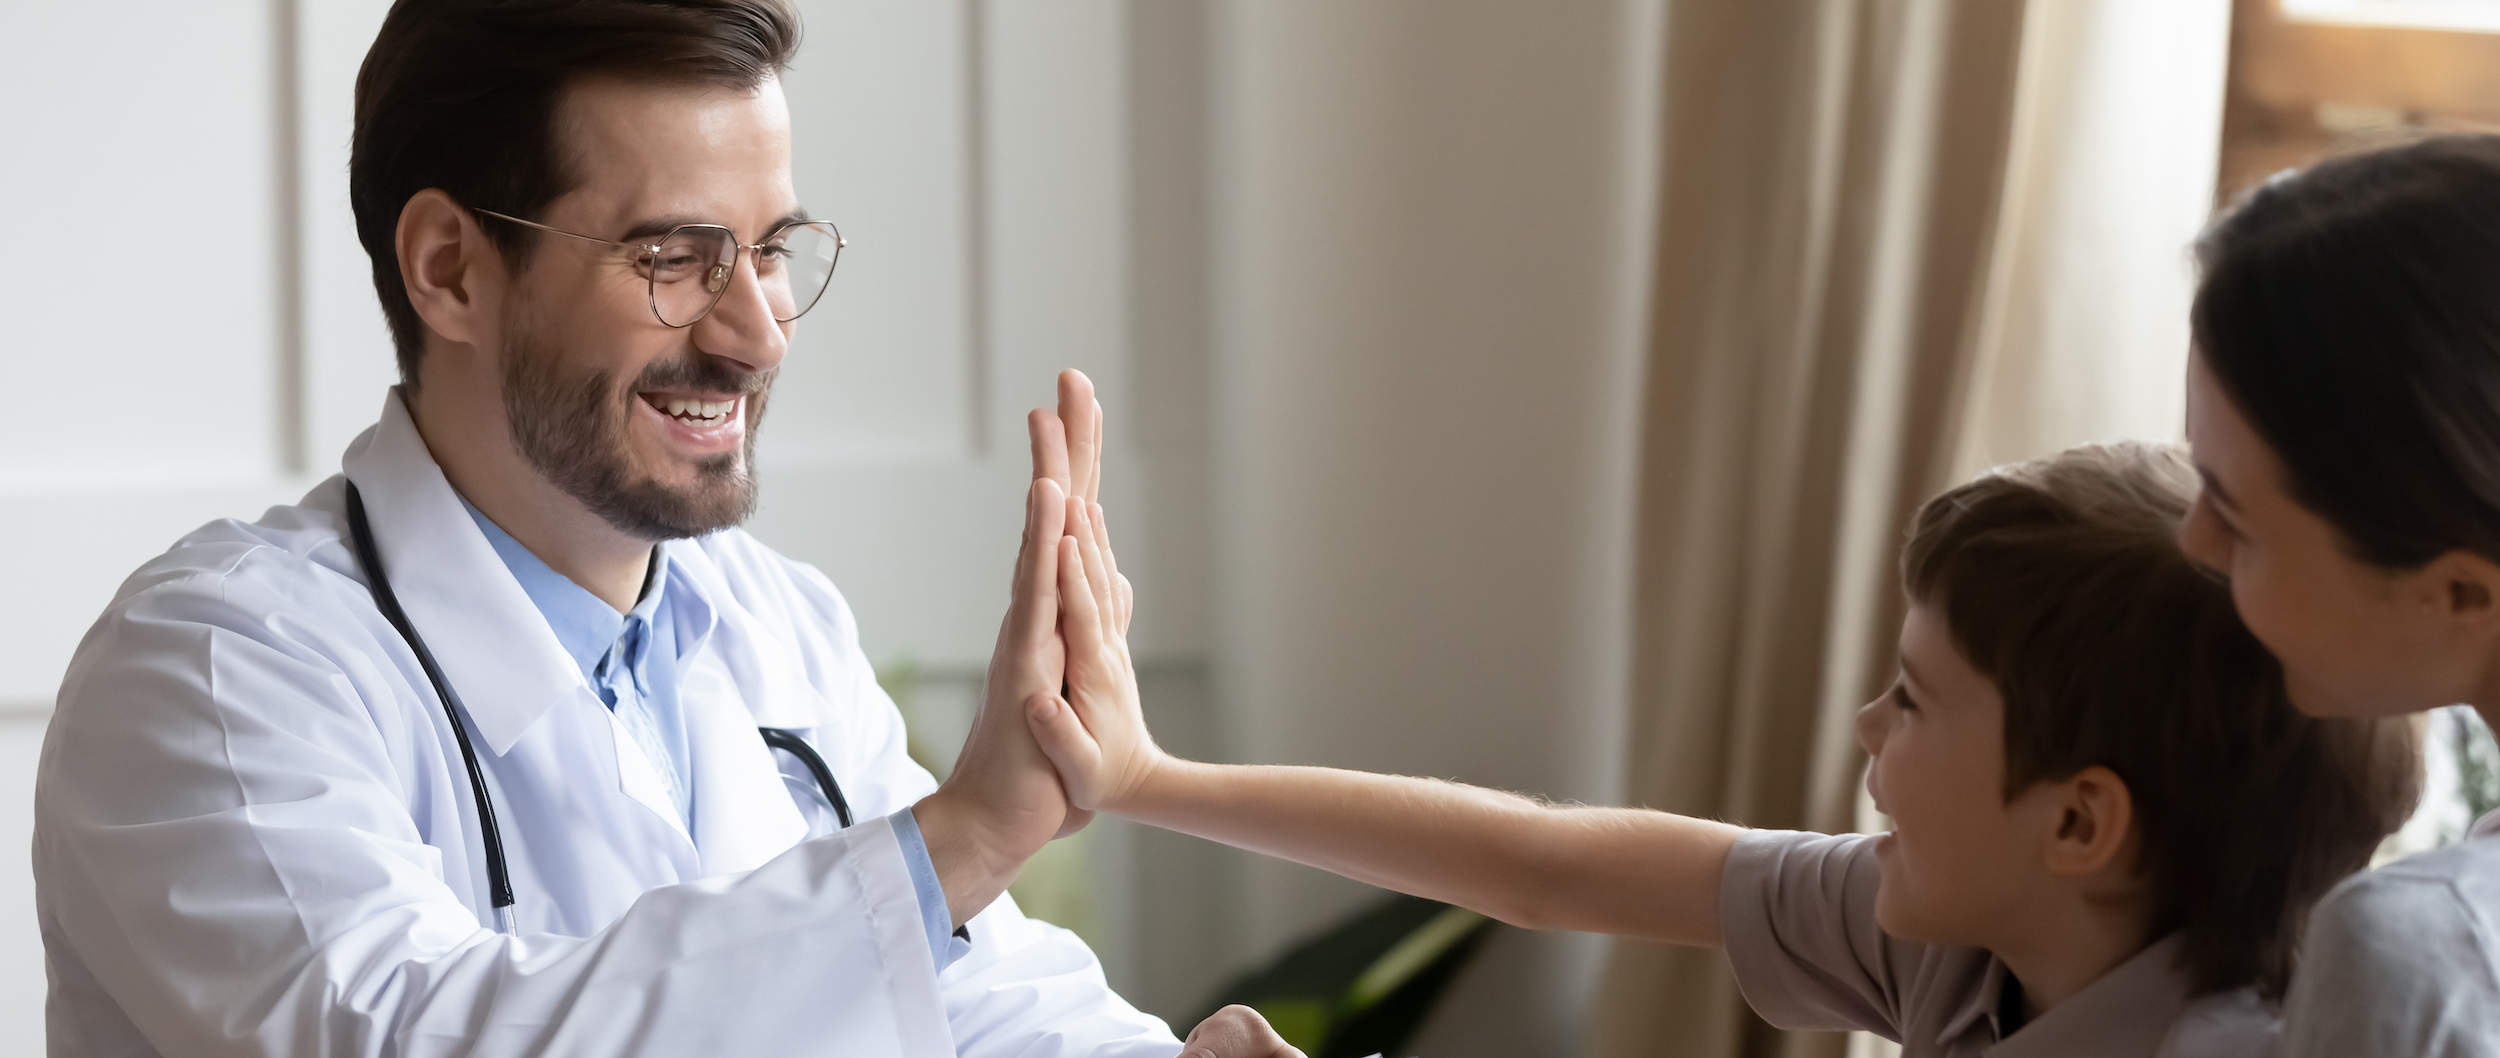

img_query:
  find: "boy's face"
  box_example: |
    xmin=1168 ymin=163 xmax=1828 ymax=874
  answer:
xmin=1855 ymin=603 xmax=2071 ymax=949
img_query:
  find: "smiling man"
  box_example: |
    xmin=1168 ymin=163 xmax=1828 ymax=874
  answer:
xmin=29 ymin=2 xmax=1293 ymax=1056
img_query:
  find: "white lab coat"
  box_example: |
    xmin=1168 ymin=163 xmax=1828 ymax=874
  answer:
xmin=33 ymin=391 xmax=1182 ymax=1058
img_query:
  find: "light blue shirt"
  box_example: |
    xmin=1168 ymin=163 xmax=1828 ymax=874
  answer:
xmin=462 ymin=501 xmax=968 ymax=970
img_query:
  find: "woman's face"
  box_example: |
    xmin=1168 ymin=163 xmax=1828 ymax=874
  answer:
xmin=2178 ymin=353 xmax=2477 ymax=717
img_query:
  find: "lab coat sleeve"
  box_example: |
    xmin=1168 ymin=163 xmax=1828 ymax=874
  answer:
xmin=774 ymin=556 xmax=1185 ymax=1058
xmin=36 ymin=545 xmax=953 ymax=1058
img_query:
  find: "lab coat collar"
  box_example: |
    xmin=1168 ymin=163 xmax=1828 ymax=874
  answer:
xmin=659 ymin=538 xmax=827 ymax=730
xmin=341 ymin=388 xmax=586 ymax=755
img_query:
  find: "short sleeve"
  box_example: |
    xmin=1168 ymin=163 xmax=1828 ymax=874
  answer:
xmin=1718 ymin=830 xmax=1986 ymax=1040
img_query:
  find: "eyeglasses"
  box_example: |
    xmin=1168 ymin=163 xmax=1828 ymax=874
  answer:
xmin=472 ymin=208 xmax=845 ymax=328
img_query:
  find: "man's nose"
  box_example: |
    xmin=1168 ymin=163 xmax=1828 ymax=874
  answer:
xmin=690 ymin=249 xmax=790 ymax=373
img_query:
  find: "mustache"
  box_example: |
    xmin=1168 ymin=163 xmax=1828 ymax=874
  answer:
xmin=627 ymin=353 xmax=776 ymax=397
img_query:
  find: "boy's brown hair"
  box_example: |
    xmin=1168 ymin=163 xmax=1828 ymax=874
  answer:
xmin=1901 ymin=441 xmax=2418 ymax=1000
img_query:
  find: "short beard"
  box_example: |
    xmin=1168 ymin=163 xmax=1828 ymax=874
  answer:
xmin=500 ymin=319 xmax=773 ymax=542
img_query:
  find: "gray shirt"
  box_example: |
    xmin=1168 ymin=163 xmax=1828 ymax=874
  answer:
xmin=1720 ymin=830 xmax=2277 ymax=1057
xmin=2284 ymin=811 xmax=2500 ymax=1058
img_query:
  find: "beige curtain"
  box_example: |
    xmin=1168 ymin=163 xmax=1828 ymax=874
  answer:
xmin=1589 ymin=3 xmax=2031 ymax=1056
xmin=1588 ymin=0 xmax=2234 ymax=1055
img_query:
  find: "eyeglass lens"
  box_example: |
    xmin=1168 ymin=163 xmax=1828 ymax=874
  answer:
xmin=644 ymin=222 xmax=842 ymax=327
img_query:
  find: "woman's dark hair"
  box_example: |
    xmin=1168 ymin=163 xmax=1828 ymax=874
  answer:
xmin=350 ymin=0 xmax=802 ymax=387
xmin=2194 ymin=133 xmax=2500 ymax=568
xmin=1904 ymin=442 xmax=2420 ymax=1000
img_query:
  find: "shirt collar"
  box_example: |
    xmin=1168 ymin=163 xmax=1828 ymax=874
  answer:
xmin=458 ymin=498 xmax=672 ymax=691
xmin=1940 ymin=954 xmax=2009 ymax=1044
xmin=460 ymin=498 xmax=629 ymax=679
xmin=1945 ymin=932 xmax=2198 ymax=1057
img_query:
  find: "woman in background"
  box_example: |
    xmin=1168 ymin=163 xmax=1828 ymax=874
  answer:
xmin=2180 ymin=132 xmax=2500 ymax=1058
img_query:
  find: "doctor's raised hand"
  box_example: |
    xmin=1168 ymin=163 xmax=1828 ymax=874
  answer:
xmin=911 ymin=370 xmax=1114 ymax=927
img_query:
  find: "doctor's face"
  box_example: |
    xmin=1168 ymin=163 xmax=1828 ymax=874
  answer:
xmin=496 ymin=76 xmax=798 ymax=540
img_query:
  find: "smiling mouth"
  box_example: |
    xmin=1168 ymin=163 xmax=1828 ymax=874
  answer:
xmin=641 ymin=392 xmax=739 ymax=427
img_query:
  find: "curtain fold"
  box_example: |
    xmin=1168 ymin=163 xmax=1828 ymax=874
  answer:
xmin=1590 ymin=2 xmax=2032 ymax=1055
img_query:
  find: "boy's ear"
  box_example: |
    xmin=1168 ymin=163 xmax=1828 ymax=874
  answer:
xmin=2041 ymin=765 xmax=2134 ymax=878
xmin=2424 ymin=548 xmax=2500 ymax=626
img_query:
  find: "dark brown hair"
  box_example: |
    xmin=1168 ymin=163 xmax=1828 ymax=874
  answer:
xmin=1903 ymin=442 xmax=2418 ymax=1000
xmin=349 ymin=0 xmax=802 ymax=386
xmin=2194 ymin=133 xmax=2500 ymax=568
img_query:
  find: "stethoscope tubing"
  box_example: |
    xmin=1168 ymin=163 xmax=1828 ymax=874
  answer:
xmin=345 ymin=483 xmax=518 ymax=916
xmin=760 ymin=726 xmax=853 ymax=828
xmin=343 ymin=482 xmax=851 ymax=934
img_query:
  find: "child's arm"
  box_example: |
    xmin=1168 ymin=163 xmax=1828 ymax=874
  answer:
xmin=1023 ymin=501 xmax=1742 ymax=946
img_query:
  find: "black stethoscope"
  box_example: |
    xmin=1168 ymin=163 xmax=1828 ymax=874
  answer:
xmin=343 ymin=482 xmax=853 ymax=931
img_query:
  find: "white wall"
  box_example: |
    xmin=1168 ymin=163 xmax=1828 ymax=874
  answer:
xmin=1202 ymin=2 xmax=1662 ymax=1052
xmin=1 ymin=3 xmax=309 ymax=1049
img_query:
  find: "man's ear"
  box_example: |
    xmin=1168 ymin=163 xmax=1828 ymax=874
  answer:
xmin=2041 ymin=765 xmax=2134 ymax=878
xmin=395 ymin=188 xmax=501 ymax=351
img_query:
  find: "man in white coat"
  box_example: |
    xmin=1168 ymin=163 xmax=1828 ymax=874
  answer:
xmin=32 ymin=1 xmax=1295 ymax=1055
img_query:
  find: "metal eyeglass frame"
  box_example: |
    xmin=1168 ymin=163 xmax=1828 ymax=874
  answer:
xmin=471 ymin=207 xmax=845 ymax=328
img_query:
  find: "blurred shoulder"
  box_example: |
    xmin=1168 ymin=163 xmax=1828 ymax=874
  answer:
xmin=2285 ymin=837 xmax=2500 ymax=1058
xmin=2316 ymin=836 xmax=2500 ymax=935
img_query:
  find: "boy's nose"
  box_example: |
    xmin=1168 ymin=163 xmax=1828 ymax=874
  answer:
xmin=1853 ymin=698 xmax=1889 ymax=757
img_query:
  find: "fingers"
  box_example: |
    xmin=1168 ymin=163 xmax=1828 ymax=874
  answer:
xmin=1070 ymin=501 xmax=1117 ymax=638
xmin=1009 ymin=478 xmax=1068 ymax=656
xmin=1056 ymin=535 xmax=1107 ymax=664
xmin=1023 ymin=694 xmax=1103 ymax=808
xmin=1058 ymin=369 xmax=1101 ymax=505
xmin=1180 ymin=1006 xmax=1305 ymax=1058
xmin=1089 ymin=500 xmax=1133 ymax=634
xmin=1089 ymin=399 xmax=1106 ymax=506
xmin=1028 ymin=407 xmax=1071 ymax=500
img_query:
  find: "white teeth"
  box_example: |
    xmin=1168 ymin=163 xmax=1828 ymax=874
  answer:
xmin=653 ymin=396 xmax=735 ymax=423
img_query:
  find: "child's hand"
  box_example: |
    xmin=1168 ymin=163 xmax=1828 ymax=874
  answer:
xmin=1180 ymin=1005 xmax=1305 ymax=1058
xmin=1023 ymin=494 xmax=1168 ymax=814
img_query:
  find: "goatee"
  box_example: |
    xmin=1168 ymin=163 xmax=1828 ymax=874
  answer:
xmin=501 ymin=327 xmax=773 ymax=541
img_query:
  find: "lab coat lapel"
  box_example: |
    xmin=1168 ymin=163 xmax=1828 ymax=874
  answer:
xmin=339 ymin=388 xmax=584 ymax=755
xmin=666 ymin=541 xmax=814 ymax=874
xmin=607 ymin=705 xmax=696 ymax=848
xmin=668 ymin=540 xmax=825 ymax=729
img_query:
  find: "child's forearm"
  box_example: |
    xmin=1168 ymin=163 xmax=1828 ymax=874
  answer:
xmin=1128 ymin=758 xmax=1741 ymax=946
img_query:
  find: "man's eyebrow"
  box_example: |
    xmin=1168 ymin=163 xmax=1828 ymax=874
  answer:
xmin=614 ymin=215 xmax=710 ymax=242
xmin=613 ymin=208 xmax=813 ymax=244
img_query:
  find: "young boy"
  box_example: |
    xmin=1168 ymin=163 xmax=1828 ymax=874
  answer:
xmin=1027 ymin=442 xmax=2417 ymax=1056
